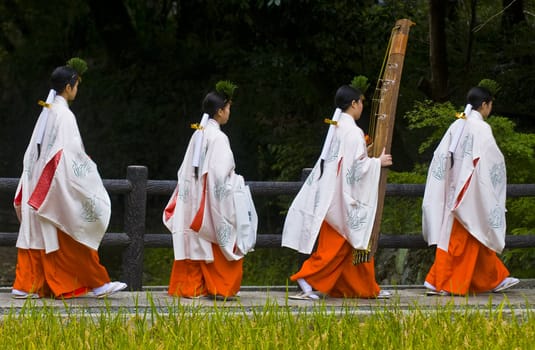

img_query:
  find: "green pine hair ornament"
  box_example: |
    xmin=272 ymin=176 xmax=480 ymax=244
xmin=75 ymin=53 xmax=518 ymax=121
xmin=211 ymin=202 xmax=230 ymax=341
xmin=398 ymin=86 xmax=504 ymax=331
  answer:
xmin=350 ymin=75 xmax=370 ymax=95
xmin=66 ymin=57 xmax=88 ymax=82
xmin=478 ymin=79 xmax=501 ymax=97
xmin=215 ymin=80 xmax=238 ymax=101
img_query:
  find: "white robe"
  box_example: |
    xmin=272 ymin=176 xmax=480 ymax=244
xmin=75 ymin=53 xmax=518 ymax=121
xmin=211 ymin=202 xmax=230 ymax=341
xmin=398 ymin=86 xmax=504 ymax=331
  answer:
xmin=163 ymin=119 xmax=257 ymax=262
xmin=14 ymin=96 xmax=111 ymax=253
xmin=282 ymin=113 xmax=382 ymax=254
xmin=422 ymin=111 xmax=506 ymax=253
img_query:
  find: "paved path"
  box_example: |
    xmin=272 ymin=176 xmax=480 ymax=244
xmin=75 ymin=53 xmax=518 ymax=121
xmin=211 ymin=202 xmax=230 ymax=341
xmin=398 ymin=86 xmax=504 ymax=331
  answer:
xmin=1 ymin=282 xmax=535 ymax=316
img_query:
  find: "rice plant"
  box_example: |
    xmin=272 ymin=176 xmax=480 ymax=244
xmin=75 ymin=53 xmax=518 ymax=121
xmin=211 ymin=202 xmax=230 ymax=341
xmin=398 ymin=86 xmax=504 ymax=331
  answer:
xmin=0 ymin=298 xmax=534 ymax=349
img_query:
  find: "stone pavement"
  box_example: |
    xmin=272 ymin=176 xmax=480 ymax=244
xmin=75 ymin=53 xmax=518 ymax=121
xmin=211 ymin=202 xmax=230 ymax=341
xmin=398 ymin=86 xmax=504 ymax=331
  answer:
xmin=1 ymin=281 xmax=535 ymax=316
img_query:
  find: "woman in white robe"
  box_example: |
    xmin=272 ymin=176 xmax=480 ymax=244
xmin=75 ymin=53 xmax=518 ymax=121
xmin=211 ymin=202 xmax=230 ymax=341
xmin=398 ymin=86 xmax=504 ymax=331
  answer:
xmin=12 ymin=63 xmax=126 ymax=299
xmin=282 ymin=84 xmax=392 ymax=299
xmin=423 ymin=86 xmax=518 ymax=295
xmin=164 ymin=82 xmax=257 ymax=298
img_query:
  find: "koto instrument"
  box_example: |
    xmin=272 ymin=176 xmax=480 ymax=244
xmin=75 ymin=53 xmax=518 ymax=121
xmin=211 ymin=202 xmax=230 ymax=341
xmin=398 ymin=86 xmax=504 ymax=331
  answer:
xmin=353 ymin=18 xmax=415 ymax=264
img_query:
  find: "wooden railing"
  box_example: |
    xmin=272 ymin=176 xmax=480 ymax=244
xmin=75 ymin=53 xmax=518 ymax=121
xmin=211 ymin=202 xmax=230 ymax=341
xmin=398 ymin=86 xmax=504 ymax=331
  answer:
xmin=1 ymin=165 xmax=535 ymax=290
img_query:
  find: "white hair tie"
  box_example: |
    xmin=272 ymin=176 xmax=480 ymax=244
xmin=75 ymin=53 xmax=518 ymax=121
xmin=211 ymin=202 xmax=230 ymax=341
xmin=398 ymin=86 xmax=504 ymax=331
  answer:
xmin=448 ymin=104 xmax=472 ymax=155
xmin=192 ymin=113 xmax=210 ymax=168
xmin=35 ymin=89 xmax=57 ymax=150
xmin=319 ymin=108 xmax=342 ymax=161
xmin=463 ymin=103 xmax=472 ymax=117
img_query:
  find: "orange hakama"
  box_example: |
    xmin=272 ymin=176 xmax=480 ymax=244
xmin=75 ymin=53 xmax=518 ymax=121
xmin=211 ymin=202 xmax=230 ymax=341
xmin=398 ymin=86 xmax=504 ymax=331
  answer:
xmin=425 ymin=218 xmax=509 ymax=295
xmin=13 ymin=230 xmax=110 ymax=298
xmin=168 ymin=243 xmax=243 ymax=298
xmin=291 ymin=221 xmax=380 ymax=298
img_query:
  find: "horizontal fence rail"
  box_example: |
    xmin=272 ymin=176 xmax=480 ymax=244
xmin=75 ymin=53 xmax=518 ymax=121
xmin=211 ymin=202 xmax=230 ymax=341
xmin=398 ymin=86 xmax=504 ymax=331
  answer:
xmin=1 ymin=165 xmax=535 ymax=290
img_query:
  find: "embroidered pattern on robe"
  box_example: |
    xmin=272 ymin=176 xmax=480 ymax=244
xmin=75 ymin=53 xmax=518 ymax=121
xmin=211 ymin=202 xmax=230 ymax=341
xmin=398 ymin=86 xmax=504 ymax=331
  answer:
xmin=422 ymin=112 xmax=506 ymax=253
xmin=15 ymin=96 xmax=110 ymax=253
xmin=163 ymin=119 xmax=257 ymax=261
xmin=282 ymin=113 xmax=381 ymax=254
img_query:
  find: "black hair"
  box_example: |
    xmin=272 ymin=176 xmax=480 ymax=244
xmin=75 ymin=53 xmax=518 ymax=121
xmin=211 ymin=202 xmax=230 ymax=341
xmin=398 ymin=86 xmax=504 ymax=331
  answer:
xmin=467 ymin=86 xmax=493 ymax=110
xmin=202 ymin=91 xmax=229 ymax=118
xmin=318 ymin=85 xmax=363 ymax=179
xmin=50 ymin=66 xmax=79 ymax=93
xmin=334 ymin=85 xmax=362 ymax=111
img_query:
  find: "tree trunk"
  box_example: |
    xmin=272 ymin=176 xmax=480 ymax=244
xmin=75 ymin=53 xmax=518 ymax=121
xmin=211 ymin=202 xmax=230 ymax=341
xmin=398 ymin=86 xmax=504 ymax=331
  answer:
xmin=465 ymin=0 xmax=477 ymax=70
xmin=428 ymin=0 xmax=449 ymax=102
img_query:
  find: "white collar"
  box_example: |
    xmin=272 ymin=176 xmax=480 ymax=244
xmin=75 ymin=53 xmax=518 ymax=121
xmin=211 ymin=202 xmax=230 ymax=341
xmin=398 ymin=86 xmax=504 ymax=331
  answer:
xmin=54 ymin=95 xmax=69 ymax=107
xmin=467 ymin=110 xmax=483 ymax=121
xmin=448 ymin=109 xmax=484 ymax=154
xmin=207 ymin=118 xmax=220 ymax=129
xmin=339 ymin=112 xmax=354 ymax=121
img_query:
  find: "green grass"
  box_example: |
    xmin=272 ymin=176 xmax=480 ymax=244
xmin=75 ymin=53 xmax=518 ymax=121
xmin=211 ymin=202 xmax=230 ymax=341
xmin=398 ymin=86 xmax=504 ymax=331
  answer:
xmin=1 ymin=299 xmax=534 ymax=349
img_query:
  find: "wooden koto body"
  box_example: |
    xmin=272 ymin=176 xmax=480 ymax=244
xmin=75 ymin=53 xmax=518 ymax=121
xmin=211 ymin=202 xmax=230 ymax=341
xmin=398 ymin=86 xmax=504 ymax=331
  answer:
xmin=353 ymin=18 xmax=415 ymax=264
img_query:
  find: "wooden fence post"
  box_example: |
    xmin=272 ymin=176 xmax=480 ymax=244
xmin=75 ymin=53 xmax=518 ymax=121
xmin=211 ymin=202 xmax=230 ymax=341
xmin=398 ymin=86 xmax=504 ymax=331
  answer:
xmin=122 ymin=165 xmax=148 ymax=291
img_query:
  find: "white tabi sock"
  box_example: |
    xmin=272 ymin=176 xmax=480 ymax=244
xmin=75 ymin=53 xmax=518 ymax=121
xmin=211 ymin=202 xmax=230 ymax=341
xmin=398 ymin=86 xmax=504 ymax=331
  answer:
xmin=424 ymin=281 xmax=437 ymax=291
xmin=92 ymin=283 xmax=111 ymax=295
xmin=297 ymin=278 xmax=313 ymax=293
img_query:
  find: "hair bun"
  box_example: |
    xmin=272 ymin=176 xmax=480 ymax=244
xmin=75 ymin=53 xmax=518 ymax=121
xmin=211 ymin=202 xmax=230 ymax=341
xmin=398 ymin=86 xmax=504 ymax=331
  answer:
xmin=66 ymin=57 xmax=88 ymax=77
xmin=215 ymin=80 xmax=238 ymax=100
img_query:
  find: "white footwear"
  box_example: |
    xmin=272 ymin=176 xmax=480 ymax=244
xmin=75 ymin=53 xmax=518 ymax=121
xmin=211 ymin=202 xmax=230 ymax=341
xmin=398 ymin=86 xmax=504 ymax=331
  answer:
xmin=93 ymin=281 xmax=127 ymax=298
xmin=492 ymin=277 xmax=520 ymax=292
xmin=292 ymin=278 xmax=320 ymax=300
xmin=377 ymin=290 xmax=392 ymax=299
xmin=11 ymin=289 xmax=40 ymax=299
xmin=288 ymin=291 xmax=320 ymax=300
xmin=424 ymin=281 xmax=451 ymax=296
xmin=423 ymin=281 xmax=436 ymax=290
xmin=425 ymin=289 xmax=450 ymax=296
xmin=211 ymin=294 xmax=239 ymax=301
xmin=183 ymin=294 xmax=206 ymax=299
